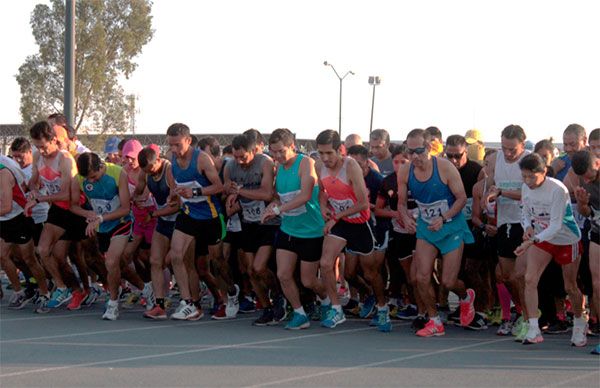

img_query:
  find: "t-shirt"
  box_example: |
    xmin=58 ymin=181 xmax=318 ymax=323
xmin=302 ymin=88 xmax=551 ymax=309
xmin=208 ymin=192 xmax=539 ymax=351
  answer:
xmin=459 ymin=160 xmax=482 ymax=221
xmin=378 ymin=172 xmax=417 ymax=233
xmin=370 ymin=156 xmax=394 ymax=177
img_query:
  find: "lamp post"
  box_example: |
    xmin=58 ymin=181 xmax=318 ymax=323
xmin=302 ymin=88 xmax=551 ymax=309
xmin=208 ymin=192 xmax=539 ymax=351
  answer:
xmin=368 ymin=76 xmax=381 ymax=136
xmin=324 ymin=61 xmax=354 ymax=137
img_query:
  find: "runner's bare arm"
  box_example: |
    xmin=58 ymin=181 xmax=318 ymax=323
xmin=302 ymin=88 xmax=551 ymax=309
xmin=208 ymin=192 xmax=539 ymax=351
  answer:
xmin=396 ymin=163 xmax=416 ymax=233
xmin=0 ymin=169 xmax=15 ymax=216
xmin=28 ymin=152 xmax=40 ymax=193
xmin=134 ymin=169 xmax=147 ymax=197
xmin=69 ymin=178 xmax=95 ymax=219
xmin=197 ymin=152 xmax=223 ymax=196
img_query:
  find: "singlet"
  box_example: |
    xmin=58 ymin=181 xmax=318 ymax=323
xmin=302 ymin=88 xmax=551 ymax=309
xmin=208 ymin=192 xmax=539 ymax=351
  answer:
xmin=408 ymin=157 xmax=455 ymax=225
xmin=276 ymin=154 xmax=324 ymax=238
xmin=379 ymin=171 xmax=417 ymax=234
xmin=37 ymin=150 xmax=75 ymax=210
xmin=146 ymin=160 xmax=177 ymax=222
xmin=494 ymin=149 xmax=530 ymax=226
xmin=171 ymin=148 xmax=221 ymax=220
xmin=78 ymin=163 xmax=131 ymax=233
xmin=22 ymin=164 xmax=49 ymax=224
xmin=127 ymin=170 xmax=154 ymax=209
xmin=521 ymin=177 xmax=580 ymax=245
xmin=0 ymin=161 xmax=27 ymax=221
xmin=554 ymin=154 xmax=571 ymax=182
xmin=227 ymin=153 xmax=279 ymax=225
xmin=459 ymin=160 xmax=482 ymax=221
xmin=320 ymin=157 xmax=370 ymax=224
xmin=370 ymin=155 xmax=394 ymax=177
xmin=583 ymin=172 xmax=599 ymax=236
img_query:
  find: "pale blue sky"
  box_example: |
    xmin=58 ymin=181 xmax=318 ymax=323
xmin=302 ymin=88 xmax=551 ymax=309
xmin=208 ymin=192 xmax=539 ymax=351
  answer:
xmin=1 ymin=0 xmax=599 ymax=143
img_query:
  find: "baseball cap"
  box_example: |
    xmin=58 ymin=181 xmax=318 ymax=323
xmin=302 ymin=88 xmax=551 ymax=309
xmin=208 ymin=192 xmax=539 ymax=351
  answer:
xmin=122 ymin=139 xmax=143 ymax=159
xmin=104 ymin=136 xmax=121 ymax=154
xmin=465 ymin=129 xmax=482 ymax=144
xmin=148 ymin=143 xmax=161 ymax=156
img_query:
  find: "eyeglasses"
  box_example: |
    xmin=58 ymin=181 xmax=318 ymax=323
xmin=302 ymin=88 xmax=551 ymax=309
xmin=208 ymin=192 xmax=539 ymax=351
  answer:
xmin=445 ymin=151 xmax=465 ymax=160
xmin=407 ymin=147 xmax=426 ymax=155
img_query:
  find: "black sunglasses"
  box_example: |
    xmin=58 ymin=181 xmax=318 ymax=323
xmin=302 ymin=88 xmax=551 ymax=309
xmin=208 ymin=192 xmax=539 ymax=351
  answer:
xmin=445 ymin=151 xmax=465 ymax=160
xmin=407 ymin=147 xmax=426 ymax=155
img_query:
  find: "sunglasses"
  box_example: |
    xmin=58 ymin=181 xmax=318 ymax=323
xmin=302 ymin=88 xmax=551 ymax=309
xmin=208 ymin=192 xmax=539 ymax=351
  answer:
xmin=407 ymin=147 xmax=426 ymax=155
xmin=445 ymin=151 xmax=465 ymax=160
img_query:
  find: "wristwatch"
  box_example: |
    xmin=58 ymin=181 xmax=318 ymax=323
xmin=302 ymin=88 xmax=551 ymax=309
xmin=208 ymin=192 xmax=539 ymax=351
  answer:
xmin=272 ymin=205 xmax=281 ymax=216
xmin=442 ymin=215 xmax=452 ymax=223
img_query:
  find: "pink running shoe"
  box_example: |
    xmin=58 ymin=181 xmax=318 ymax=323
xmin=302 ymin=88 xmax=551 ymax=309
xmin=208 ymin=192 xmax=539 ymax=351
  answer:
xmin=459 ymin=288 xmax=476 ymax=327
xmin=67 ymin=290 xmax=89 ymax=311
xmin=416 ymin=320 xmax=445 ymax=337
xmin=144 ymin=305 xmax=167 ymax=320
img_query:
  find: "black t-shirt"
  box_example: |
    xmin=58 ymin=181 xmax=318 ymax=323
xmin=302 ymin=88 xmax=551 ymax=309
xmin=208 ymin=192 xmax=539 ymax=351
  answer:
xmin=459 ymin=160 xmax=482 ymax=198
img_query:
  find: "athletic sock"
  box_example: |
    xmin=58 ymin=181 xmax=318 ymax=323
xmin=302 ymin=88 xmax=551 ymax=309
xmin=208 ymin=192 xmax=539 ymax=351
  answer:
xmin=432 ymin=315 xmax=442 ymax=325
xmin=528 ymin=317 xmax=539 ymax=331
xmin=333 ymin=304 xmax=342 ymax=313
xmin=156 ymin=298 xmax=165 ymax=309
xmin=193 ymin=300 xmax=202 ymax=309
xmin=496 ymin=283 xmax=512 ymax=321
xmin=320 ymin=296 xmax=331 ymax=306
xmin=294 ymin=306 xmax=306 ymax=316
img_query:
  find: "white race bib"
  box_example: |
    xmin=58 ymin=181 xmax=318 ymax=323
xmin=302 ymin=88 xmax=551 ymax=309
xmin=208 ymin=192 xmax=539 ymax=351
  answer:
xmin=241 ymin=200 xmax=265 ymax=222
xmin=41 ymin=177 xmax=62 ymax=195
xmin=416 ymin=199 xmax=449 ymax=224
xmin=157 ymin=202 xmax=178 ymax=222
xmin=227 ymin=213 xmax=242 ymax=232
xmin=278 ymin=190 xmax=307 ymax=216
xmin=90 ymin=195 xmax=120 ymax=216
xmin=329 ymin=198 xmax=360 ymax=219
xmin=462 ymin=197 xmax=473 ymax=220
xmin=175 ymin=180 xmax=206 ymax=203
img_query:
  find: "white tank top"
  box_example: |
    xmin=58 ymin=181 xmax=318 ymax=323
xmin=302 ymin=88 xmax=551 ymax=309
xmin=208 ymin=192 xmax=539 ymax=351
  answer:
xmin=494 ymin=149 xmax=530 ymax=226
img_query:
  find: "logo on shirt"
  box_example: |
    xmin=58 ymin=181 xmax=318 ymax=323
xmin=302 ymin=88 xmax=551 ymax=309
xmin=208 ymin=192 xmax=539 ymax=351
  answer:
xmin=85 ymin=183 xmax=94 ymax=192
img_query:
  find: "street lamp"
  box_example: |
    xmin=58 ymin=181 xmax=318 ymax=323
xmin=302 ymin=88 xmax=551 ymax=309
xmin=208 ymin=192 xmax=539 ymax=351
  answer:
xmin=324 ymin=61 xmax=354 ymax=137
xmin=368 ymin=76 xmax=381 ymax=136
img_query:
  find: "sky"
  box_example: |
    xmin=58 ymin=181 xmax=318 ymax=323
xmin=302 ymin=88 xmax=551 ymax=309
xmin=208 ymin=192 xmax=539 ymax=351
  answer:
xmin=1 ymin=0 xmax=599 ymax=144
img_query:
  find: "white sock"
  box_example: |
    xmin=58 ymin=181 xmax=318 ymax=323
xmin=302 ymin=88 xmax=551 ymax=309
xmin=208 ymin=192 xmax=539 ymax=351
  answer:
xmin=574 ymin=316 xmax=587 ymax=327
xmin=528 ymin=318 xmax=539 ymax=330
xmin=377 ymin=304 xmax=388 ymax=312
xmin=294 ymin=307 xmax=306 ymax=316
xmin=320 ymin=296 xmax=331 ymax=306
xmin=432 ymin=315 xmax=442 ymax=325
xmin=333 ymin=304 xmax=342 ymax=313
xmin=108 ymin=299 xmax=118 ymax=306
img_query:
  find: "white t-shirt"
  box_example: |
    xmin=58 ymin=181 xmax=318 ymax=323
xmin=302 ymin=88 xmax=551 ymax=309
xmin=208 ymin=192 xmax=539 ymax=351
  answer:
xmin=494 ymin=150 xmax=530 ymax=226
xmin=521 ymin=177 xmax=581 ymax=245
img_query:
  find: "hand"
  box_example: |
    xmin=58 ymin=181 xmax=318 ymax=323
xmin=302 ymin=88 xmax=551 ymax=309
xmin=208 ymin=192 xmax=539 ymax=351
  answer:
xmin=226 ymin=194 xmax=238 ymax=209
xmin=484 ymin=224 xmax=497 ymax=237
xmin=401 ymin=213 xmax=417 ymax=234
xmin=523 ymin=227 xmax=535 ymax=241
xmin=486 ymin=186 xmax=500 ymax=203
xmin=85 ymin=219 xmax=100 ymax=237
xmin=24 ymin=200 xmax=37 ymax=216
xmin=261 ymin=204 xmax=276 ymax=224
xmin=427 ymin=216 xmax=444 ymax=232
xmin=167 ymin=191 xmax=180 ymax=207
xmin=224 ymin=181 xmax=240 ymax=196
xmin=574 ymin=186 xmax=590 ymax=206
xmin=514 ymin=239 xmax=533 ymax=257
xmin=27 ymin=190 xmax=41 ymax=201
xmin=174 ymin=186 xmax=193 ymax=199
xmin=321 ymin=208 xmax=333 ymax=222
xmin=323 ymin=219 xmax=337 ymax=235
xmin=144 ymin=212 xmax=153 ymax=223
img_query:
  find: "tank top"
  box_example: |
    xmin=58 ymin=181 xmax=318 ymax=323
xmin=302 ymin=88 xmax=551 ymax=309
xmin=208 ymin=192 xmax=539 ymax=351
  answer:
xmin=494 ymin=149 xmax=530 ymax=226
xmin=37 ymin=150 xmax=74 ymax=210
xmin=146 ymin=160 xmax=177 ymax=222
xmin=320 ymin=157 xmax=370 ymax=224
xmin=0 ymin=161 xmax=27 ymax=221
xmin=171 ymin=148 xmax=220 ymax=220
xmin=554 ymin=154 xmax=571 ymax=181
xmin=227 ymin=153 xmax=279 ymax=225
xmin=276 ymin=154 xmax=324 ymax=238
xmin=408 ymin=157 xmax=455 ymax=225
xmin=78 ymin=163 xmax=131 ymax=233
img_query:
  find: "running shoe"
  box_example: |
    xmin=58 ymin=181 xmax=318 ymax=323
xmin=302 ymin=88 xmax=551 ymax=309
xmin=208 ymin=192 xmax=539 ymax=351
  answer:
xmin=253 ymin=308 xmax=276 ymax=326
xmin=342 ymin=299 xmax=359 ymax=316
xmin=389 ymin=304 xmax=399 ymax=319
xmin=225 ymin=284 xmax=240 ymax=318
xmin=466 ymin=312 xmax=488 ymax=331
xmin=144 ymin=305 xmax=167 ymax=320
xmin=511 ymin=316 xmax=524 ymax=336
xmin=514 ymin=321 xmax=529 ymax=342
xmin=142 ymin=283 xmax=156 ymax=310
xmin=359 ymin=295 xmax=377 ymax=319
xmin=308 ymin=303 xmax=322 ymax=321
xmin=47 ymin=288 xmax=72 ymax=308
xmin=102 ymin=301 xmax=119 ymax=321
xmin=437 ymin=304 xmax=450 ymax=324
xmin=211 ymin=304 xmax=229 ymax=320
xmin=412 ymin=315 xmax=429 ymax=331
xmin=459 ymin=288 xmax=476 ymax=327
xmin=285 ymin=312 xmax=310 ymax=330
xmin=545 ymin=319 xmax=569 ymax=334
xmin=321 ymin=308 xmax=346 ymax=328
xmin=396 ymin=304 xmax=418 ymax=321
xmin=67 ymin=289 xmax=89 ymax=311
xmin=82 ymin=284 xmax=102 ymax=306
xmin=272 ymin=294 xmax=288 ymax=322
xmin=416 ymin=319 xmax=445 ymax=337
xmin=34 ymin=294 xmax=50 ymax=314
xmin=24 ymin=285 xmax=38 ymax=304
xmin=571 ymin=322 xmax=588 ymax=347
xmin=8 ymin=290 xmax=32 ymax=310
xmin=320 ymin=303 xmax=332 ymax=321
xmin=522 ymin=326 xmax=544 ymax=345
xmin=239 ymin=297 xmax=256 ymax=313
xmin=447 ymin=308 xmax=460 ymax=325
xmin=497 ymin=320 xmax=513 ymax=336
xmin=591 ymin=344 xmax=600 ymax=355
xmin=121 ymin=292 xmax=140 ymax=309
xmin=171 ymin=300 xmax=202 ymax=321
xmin=376 ymin=307 xmax=392 ymax=333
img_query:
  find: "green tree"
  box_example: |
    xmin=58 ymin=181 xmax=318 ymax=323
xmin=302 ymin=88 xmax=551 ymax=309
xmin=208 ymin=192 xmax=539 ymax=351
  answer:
xmin=16 ymin=0 xmax=153 ymax=135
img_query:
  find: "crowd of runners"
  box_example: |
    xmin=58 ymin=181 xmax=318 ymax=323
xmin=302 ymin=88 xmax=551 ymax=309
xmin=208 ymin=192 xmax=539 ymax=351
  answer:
xmin=1 ymin=115 xmax=599 ymax=355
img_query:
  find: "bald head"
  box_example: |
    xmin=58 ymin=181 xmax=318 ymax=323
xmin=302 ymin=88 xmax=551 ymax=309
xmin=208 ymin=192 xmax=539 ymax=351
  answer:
xmin=345 ymin=133 xmax=363 ymax=148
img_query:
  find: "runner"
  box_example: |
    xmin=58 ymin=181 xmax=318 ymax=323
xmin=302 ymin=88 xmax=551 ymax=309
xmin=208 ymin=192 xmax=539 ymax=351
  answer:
xmin=369 ymin=129 xmax=394 ymax=177
xmin=513 ymin=153 xmax=585 ymax=346
xmin=572 ymin=150 xmax=600 ymax=354
xmin=398 ymin=129 xmax=475 ymax=337
xmin=316 ymin=130 xmax=374 ymax=329
xmin=70 ymin=152 xmax=133 ymax=320
xmin=261 ymin=128 xmax=327 ymax=330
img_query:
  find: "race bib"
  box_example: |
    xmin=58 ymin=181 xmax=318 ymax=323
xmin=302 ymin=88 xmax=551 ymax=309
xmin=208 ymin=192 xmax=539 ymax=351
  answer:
xmin=416 ymin=199 xmax=449 ymax=224
xmin=462 ymin=197 xmax=473 ymax=220
xmin=175 ymin=180 xmax=206 ymax=203
xmin=329 ymin=198 xmax=360 ymax=219
xmin=278 ymin=190 xmax=307 ymax=217
xmin=571 ymin=206 xmax=587 ymax=230
xmin=90 ymin=195 xmax=120 ymax=217
xmin=41 ymin=177 xmax=62 ymax=195
xmin=157 ymin=202 xmax=178 ymax=222
xmin=241 ymin=200 xmax=265 ymax=222
xmin=227 ymin=213 xmax=242 ymax=232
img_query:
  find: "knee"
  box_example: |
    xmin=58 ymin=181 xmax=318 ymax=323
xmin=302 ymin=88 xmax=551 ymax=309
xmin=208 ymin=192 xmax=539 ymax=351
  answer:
xmin=169 ymin=250 xmax=184 ymax=265
xmin=415 ymin=272 xmax=429 ymax=287
xmin=38 ymin=245 xmax=52 ymax=261
xmin=149 ymin=255 xmax=163 ymax=269
xmin=301 ymin=275 xmax=316 ymax=290
xmin=441 ymin=277 xmax=455 ymax=290
xmin=104 ymin=255 xmax=120 ymax=270
xmin=277 ymin=269 xmax=293 ymax=285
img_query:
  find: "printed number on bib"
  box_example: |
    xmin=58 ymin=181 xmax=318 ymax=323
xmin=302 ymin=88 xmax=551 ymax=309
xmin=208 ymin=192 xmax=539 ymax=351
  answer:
xmin=278 ymin=190 xmax=307 ymax=216
xmin=241 ymin=200 xmax=265 ymax=222
xmin=329 ymin=198 xmax=360 ymax=219
xmin=416 ymin=199 xmax=449 ymax=224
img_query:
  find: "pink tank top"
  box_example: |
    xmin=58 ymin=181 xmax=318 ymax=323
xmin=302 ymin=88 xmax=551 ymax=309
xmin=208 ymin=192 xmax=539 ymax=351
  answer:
xmin=37 ymin=151 xmax=72 ymax=210
xmin=320 ymin=157 xmax=370 ymax=224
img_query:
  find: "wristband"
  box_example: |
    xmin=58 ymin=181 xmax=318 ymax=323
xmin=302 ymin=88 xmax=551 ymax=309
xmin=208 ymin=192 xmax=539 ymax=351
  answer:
xmin=98 ymin=215 xmax=104 ymax=224
xmin=272 ymin=206 xmax=281 ymax=216
xmin=498 ymin=189 xmax=503 ymax=197
xmin=35 ymin=198 xmax=40 ymax=204
xmin=192 ymin=187 xmax=203 ymax=197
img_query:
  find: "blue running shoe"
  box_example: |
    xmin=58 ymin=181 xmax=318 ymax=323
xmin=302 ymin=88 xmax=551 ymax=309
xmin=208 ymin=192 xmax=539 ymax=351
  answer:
xmin=359 ymin=295 xmax=376 ymax=319
xmin=285 ymin=312 xmax=310 ymax=330
xmin=369 ymin=314 xmax=378 ymax=326
xmin=396 ymin=304 xmax=418 ymax=320
xmin=376 ymin=307 xmax=392 ymax=332
xmin=320 ymin=303 xmax=332 ymax=321
xmin=321 ymin=307 xmax=346 ymax=329
xmin=47 ymin=288 xmax=72 ymax=308
xmin=592 ymin=344 xmax=600 ymax=355
xmin=239 ymin=297 xmax=256 ymax=313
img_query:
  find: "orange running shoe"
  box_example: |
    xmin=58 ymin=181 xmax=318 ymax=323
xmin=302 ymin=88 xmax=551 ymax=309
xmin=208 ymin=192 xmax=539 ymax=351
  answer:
xmin=416 ymin=319 xmax=445 ymax=337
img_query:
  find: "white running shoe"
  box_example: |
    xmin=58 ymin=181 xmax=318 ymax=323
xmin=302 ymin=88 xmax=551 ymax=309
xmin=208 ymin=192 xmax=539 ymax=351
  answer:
xmin=171 ymin=300 xmax=201 ymax=321
xmin=102 ymin=301 xmax=119 ymax=321
xmin=142 ymin=282 xmax=156 ymax=311
xmin=571 ymin=322 xmax=588 ymax=347
xmin=225 ymin=284 xmax=240 ymax=318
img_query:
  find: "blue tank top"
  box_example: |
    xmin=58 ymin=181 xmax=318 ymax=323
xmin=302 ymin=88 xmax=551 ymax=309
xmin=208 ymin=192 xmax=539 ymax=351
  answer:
xmin=147 ymin=160 xmax=177 ymax=222
xmin=555 ymin=154 xmax=571 ymax=181
xmin=171 ymin=148 xmax=221 ymax=220
xmin=276 ymin=154 xmax=324 ymax=238
xmin=408 ymin=157 xmax=455 ymax=224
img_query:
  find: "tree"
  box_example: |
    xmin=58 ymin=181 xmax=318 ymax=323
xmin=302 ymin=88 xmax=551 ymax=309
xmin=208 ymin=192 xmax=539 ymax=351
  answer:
xmin=16 ymin=0 xmax=153 ymax=135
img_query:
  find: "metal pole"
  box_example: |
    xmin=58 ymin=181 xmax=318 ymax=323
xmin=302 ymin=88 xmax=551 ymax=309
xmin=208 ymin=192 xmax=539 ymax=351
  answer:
xmin=369 ymin=83 xmax=376 ymax=135
xmin=338 ymin=78 xmax=343 ymax=136
xmin=64 ymin=0 xmax=76 ymax=127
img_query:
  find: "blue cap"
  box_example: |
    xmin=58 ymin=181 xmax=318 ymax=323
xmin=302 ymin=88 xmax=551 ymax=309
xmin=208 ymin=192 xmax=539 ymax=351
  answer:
xmin=104 ymin=136 xmax=121 ymax=154
xmin=524 ymin=140 xmax=534 ymax=151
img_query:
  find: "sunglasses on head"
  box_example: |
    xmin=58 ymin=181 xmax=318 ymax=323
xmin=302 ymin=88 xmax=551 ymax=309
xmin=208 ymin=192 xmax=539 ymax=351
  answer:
xmin=407 ymin=147 xmax=426 ymax=155
xmin=445 ymin=151 xmax=465 ymax=160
